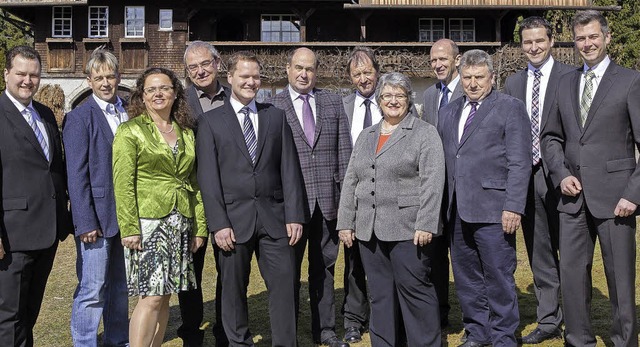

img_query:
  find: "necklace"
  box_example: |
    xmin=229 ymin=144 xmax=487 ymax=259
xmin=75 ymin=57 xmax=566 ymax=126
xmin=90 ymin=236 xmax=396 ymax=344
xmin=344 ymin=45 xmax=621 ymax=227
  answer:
xmin=157 ymin=123 xmax=174 ymax=134
xmin=380 ymin=120 xmax=399 ymax=135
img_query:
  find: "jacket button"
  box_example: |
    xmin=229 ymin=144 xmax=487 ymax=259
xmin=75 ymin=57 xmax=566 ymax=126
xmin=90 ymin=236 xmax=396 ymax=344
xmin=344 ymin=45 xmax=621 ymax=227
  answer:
xmin=371 ymin=178 xmax=375 ymax=182
xmin=51 ymin=194 xmax=56 ymax=199
xmin=372 ymin=204 xmax=375 ymax=209
xmin=456 ymin=154 xmax=460 ymax=158
xmin=370 ymin=191 xmax=375 ymax=196
xmin=371 ymin=164 xmax=375 ymax=169
xmin=576 ymin=165 xmax=580 ymax=170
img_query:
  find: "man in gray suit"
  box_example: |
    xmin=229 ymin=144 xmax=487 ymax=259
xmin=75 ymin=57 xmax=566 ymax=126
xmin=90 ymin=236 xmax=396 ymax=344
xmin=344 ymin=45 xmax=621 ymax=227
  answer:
xmin=270 ymin=47 xmax=352 ymax=347
xmin=503 ymin=16 xmax=572 ymax=344
xmin=422 ymin=38 xmax=463 ymax=127
xmin=541 ymin=10 xmax=640 ymax=347
xmin=438 ymin=49 xmax=531 ymax=347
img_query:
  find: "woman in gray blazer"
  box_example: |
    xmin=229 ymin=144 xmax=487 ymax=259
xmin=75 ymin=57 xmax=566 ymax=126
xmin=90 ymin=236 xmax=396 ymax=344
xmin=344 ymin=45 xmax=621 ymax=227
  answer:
xmin=337 ymin=72 xmax=446 ymax=347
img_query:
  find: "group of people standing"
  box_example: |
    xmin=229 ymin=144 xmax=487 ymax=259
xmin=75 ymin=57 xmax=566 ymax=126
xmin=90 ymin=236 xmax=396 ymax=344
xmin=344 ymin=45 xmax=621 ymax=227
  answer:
xmin=0 ymin=8 xmax=638 ymax=347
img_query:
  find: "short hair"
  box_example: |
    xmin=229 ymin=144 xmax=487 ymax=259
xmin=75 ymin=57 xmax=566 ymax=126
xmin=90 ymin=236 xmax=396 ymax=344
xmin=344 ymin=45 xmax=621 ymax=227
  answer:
xmin=518 ymin=16 xmax=553 ymax=40
xmin=432 ymin=38 xmax=460 ymax=57
xmin=572 ymin=10 xmax=609 ymax=36
xmin=459 ymin=49 xmax=494 ymax=75
xmin=375 ymin=72 xmax=414 ymax=108
xmin=227 ymin=51 xmax=262 ymax=75
xmin=85 ymin=48 xmax=119 ymax=75
xmin=127 ymin=67 xmax=195 ymax=130
xmin=346 ymin=46 xmax=379 ymax=75
xmin=5 ymin=45 xmax=41 ymax=71
xmin=287 ymin=47 xmax=320 ymax=69
xmin=183 ymin=40 xmax=221 ymax=65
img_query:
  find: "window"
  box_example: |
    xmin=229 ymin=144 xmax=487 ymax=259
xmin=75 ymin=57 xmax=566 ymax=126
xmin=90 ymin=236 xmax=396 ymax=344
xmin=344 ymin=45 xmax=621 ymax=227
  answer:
xmin=261 ymin=15 xmax=300 ymax=42
xmin=52 ymin=6 xmax=72 ymax=37
xmin=449 ymin=18 xmax=475 ymax=42
xmin=88 ymin=6 xmax=109 ymax=37
xmin=418 ymin=18 xmax=445 ymax=42
xmin=159 ymin=9 xmax=173 ymax=31
xmin=125 ymin=6 xmax=145 ymax=37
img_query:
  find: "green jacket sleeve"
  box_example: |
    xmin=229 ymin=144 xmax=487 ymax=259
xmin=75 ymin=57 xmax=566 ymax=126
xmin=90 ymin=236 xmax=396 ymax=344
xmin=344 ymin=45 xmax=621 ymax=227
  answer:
xmin=112 ymin=123 xmax=141 ymax=238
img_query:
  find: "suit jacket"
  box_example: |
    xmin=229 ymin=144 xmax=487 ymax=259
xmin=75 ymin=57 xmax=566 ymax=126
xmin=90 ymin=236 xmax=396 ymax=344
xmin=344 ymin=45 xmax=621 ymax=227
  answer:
xmin=0 ymin=91 xmax=72 ymax=251
xmin=438 ymin=90 xmax=532 ymax=223
xmin=196 ymin=101 xmax=306 ymax=243
xmin=343 ymin=92 xmax=418 ymax=131
xmin=503 ymin=60 xmax=573 ymax=176
xmin=112 ymin=114 xmax=207 ymax=238
xmin=541 ymin=62 xmax=640 ymax=218
xmin=422 ymin=80 xmax=464 ymax=127
xmin=270 ymin=88 xmax=352 ymax=220
xmin=336 ymin=112 xmax=445 ymax=241
xmin=185 ymin=83 xmax=230 ymax=121
xmin=63 ymin=96 xmax=123 ymax=238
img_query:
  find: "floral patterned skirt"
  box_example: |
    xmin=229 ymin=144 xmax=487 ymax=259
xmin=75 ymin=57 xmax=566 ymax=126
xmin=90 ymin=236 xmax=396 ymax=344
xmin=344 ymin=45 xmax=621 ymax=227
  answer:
xmin=124 ymin=210 xmax=197 ymax=296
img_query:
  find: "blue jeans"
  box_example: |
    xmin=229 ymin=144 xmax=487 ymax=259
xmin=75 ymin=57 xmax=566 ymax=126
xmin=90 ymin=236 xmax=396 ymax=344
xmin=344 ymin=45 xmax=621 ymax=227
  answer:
xmin=71 ymin=235 xmax=129 ymax=347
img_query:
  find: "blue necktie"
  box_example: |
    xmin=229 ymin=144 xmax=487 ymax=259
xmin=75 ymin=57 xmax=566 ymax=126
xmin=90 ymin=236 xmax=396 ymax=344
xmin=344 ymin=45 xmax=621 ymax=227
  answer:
xmin=241 ymin=107 xmax=256 ymax=164
xmin=439 ymin=83 xmax=450 ymax=110
xmin=463 ymin=102 xmax=478 ymax=135
xmin=25 ymin=107 xmax=50 ymax=161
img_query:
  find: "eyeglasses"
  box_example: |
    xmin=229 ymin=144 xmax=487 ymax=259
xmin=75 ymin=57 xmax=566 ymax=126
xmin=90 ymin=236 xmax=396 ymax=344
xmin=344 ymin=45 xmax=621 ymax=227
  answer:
xmin=143 ymin=85 xmax=174 ymax=94
xmin=186 ymin=60 xmax=215 ymax=72
xmin=380 ymin=93 xmax=408 ymax=102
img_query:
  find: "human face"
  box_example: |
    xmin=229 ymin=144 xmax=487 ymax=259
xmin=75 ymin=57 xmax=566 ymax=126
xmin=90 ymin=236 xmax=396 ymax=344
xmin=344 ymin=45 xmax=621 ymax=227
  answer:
xmin=142 ymin=73 xmax=175 ymax=117
xmin=185 ymin=48 xmax=219 ymax=94
xmin=227 ymin=60 xmax=261 ymax=105
xmin=574 ymin=20 xmax=611 ymax=68
xmin=87 ymin=66 xmax=120 ymax=103
xmin=286 ymin=48 xmax=317 ymax=94
xmin=349 ymin=58 xmax=378 ymax=98
xmin=461 ymin=64 xmax=494 ymax=102
xmin=521 ymin=27 xmax=554 ymax=68
xmin=3 ymin=55 xmax=41 ymax=106
xmin=430 ymin=42 xmax=460 ymax=84
xmin=379 ymin=85 xmax=409 ymax=124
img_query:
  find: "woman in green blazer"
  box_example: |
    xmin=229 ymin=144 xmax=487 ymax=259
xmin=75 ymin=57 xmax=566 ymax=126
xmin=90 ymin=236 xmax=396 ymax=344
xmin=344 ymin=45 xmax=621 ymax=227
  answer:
xmin=113 ymin=67 xmax=207 ymax=347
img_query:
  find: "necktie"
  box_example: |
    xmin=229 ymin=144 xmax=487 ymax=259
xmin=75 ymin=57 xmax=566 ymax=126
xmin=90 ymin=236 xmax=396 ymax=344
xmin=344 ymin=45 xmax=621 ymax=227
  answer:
xmin=463 ymin=101 xmax=478 ymax=135
xmin=363 ymin=98 xmax=372 ymax=129
xmin=580 ymin=70 xmax=596 ymax=127
xmin=24 ymin=107 xmax=50 ymax=161
xmin=299 ymin=94 xmax=315 ymax=145
xmin=241 ymin=107 xmax=257 ymax=164
xmin=531 ymin=69 xmax=542 ymax=165
xmin=106 ymin=103 xmax=121 ymax=125
xmin=439 ymin=83 xmax=450 ymax=110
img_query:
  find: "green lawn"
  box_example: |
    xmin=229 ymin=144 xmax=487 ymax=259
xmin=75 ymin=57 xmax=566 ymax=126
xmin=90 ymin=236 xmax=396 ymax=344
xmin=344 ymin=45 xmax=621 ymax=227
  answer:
xmin=34 ymin=230 xmax=639 ymax=346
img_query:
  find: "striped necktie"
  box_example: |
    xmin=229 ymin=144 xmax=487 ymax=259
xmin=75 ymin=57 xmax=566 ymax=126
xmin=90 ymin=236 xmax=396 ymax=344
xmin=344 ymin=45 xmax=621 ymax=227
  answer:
xmin=580 ymin=70 xmax=596 ymax=127
xmin=241 ymin=106 xmax=257 ymax=164
xmin=24 ymin=107 xmax=50 ymax=161
xmin=463 ymin=101 xmax=478 ymax=135
xmin=439 ymin=83 xmax=450 ymax=110
xmin=531 ymin=69 xmax=542 ymax=165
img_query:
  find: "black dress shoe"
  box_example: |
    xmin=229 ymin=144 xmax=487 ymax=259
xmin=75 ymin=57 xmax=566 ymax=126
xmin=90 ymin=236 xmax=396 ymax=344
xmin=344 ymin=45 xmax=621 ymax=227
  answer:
xmin=343 ymin=327 xmax=362 ymax=343
xmin=519 ymin=327 xmax=562 ymax=344
xmin=322 ymin=336 xmax=350 ymax=347
xmin=457 ymin=341 xmax=489 ymax=347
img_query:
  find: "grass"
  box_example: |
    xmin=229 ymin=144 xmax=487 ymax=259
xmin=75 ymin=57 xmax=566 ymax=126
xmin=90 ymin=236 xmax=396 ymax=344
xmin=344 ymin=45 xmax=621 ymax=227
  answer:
xmin=34 ymin=230 xmax=640 ymax=346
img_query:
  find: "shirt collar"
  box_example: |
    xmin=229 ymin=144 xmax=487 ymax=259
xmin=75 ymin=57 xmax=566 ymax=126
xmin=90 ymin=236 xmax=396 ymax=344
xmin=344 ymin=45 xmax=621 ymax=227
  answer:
xmin=355 ymin=91 xmax=377 ymax=106
xmin=229 ymin=96 xmax=257 ymax=115
xmin=195 ymin=81 xmax=226 ymax=99
xmin=444 ymin=74 xmax=460 ymax=92
xmin=5 ymin=91 xmax=33 ymax=114
xmin=288 ymin=84 xmax=315 ymax=102
xmin=92 ymin=94 xmax=123 ymax=113
xmin=527 ymin=56 xmax=555 ymax=77
xmin=584 ymin=55 xmax=611 ymax=78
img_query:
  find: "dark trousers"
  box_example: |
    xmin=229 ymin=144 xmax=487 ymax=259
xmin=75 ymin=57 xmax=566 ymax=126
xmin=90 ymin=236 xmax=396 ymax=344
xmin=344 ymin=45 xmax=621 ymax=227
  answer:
xmin=178 ymin=241 xmax=228 ymax=346
xmin=559 ymin=205 xmax=637 ymax=347
xmin=430 ymin=225 xmax=450 ymax=325
xmin=294 ymin=204 xmax=340 ymax=342
xmin=359 ymin=235 xmax=441 ymax=347
xmin=450 ymin=209 xmax=518 ymax=347
xmin=521 ymin=165 xmax=562 ymax=332
xmin=0 ymin=242 xmax=58 ymax=347
xmin=341 ymin=241 xmax=369 ymax=330
xmin=218 ymin=223 xmax=297 ymax=347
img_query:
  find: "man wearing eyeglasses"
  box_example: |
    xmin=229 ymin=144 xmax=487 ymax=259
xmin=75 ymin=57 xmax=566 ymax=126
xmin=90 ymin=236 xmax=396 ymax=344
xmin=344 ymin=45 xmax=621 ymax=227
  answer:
xmin=180 ymin=41 xmax=230 ymax=347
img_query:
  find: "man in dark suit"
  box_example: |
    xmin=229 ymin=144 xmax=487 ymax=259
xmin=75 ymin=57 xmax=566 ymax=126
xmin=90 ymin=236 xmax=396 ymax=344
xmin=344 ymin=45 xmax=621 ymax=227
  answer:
xmin=196 ymin=51 xmax=305 ymax=347
xmin=503 ymin=16 xmax=572 ymax=344
xmin=438 ymin=49 xmax=531 ymax=347
xmin=180 ymin=40 xmax=230 ymax=347
xmin=421 ymin=38 xmax=464 ymax=328
xmin=270 ymin=47 xmax=352 ymax=347
xmin=541 ymin=10 xmax=640 ymax=347
xmin=422 ymin=38 xmax=463 ymax=127
xmin=63 ymin=49 xmax=129 ymax=347
xmin=0 ymin=45 xmax=72 ymax=347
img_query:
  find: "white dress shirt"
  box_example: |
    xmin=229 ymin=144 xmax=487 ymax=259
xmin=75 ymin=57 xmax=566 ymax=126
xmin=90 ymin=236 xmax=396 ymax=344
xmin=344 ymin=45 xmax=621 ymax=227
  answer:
xmin=580 ymin=55 xmax=611 ymax=98
xmin=6 ymin=91 xmax=50 ymax=147
xmin=439 ymin=75 xmax=461 ymax=109
xmin=230 ymin=97 xmax=259 ymax=135
xmin=525 ymin=56 xmax=555 ymax=121
xmin=350 ymin=92 xmax=382 ymax=143
xmin=92 ymin=94 xmax=129 ymax=135
xmin=458 ymin=98 xmax=484 ymax=142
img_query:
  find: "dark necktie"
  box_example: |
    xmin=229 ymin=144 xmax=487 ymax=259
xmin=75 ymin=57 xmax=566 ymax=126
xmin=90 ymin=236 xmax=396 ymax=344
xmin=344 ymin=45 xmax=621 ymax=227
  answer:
xmin=439 ymin=83 xmax=450 ymax=110
xmin=531 ymin=69 xmax=542 ymax=165
xmin=463 ymin=101 xmax=478 ymax=135
xmin=363 ymin=98 xmax=372 ymax=129
xmin=24 ymin=107 xmax=50 ymax=161
xmin=299 ymin=94 xmax=315 ymax=145
xmin=241 ymin=106 xmax=256 ymax=164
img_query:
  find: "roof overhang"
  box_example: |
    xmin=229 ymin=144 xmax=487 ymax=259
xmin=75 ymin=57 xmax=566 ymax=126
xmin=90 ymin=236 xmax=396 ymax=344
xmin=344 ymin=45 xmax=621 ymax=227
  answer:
xmin=344 ymin=4 xmax=621 ymax=11
xmin=0 ymin=0 xmax=87 ymax=7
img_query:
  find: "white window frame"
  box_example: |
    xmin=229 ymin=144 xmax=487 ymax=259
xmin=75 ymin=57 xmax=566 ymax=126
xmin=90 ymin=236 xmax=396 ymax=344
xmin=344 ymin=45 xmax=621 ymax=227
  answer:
xmin=449 ymin=18 xmax=475 ymax=42
xmin=125 ymin=6 xmax=145 ymax=38
xmin=418 ymin=18 xmax=445 ymax=42
xmin=52 ymin=6 xmax=72 ymax=38
xmin=260 ymin=14 xmax=300 ymax=43
xmin=88 ymin=6 xmax=109 ymax=38
xmin=159 ymin=9 xmax=173 ymax=31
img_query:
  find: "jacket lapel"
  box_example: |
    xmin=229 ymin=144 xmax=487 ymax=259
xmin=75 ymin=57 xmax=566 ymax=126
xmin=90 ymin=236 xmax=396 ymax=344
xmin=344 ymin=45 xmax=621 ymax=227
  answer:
xmin=540 ymin=63 xmax=560 ymax=130
xmin=375 ymin=113 xmax=413 ymax=157
xmin=344 ymin=93 xmax=355 ymax=127
xmin=458 ymin=91 xmax=497 ymax=148
xmin=89 ymin=97 xmax=115 ymax=143
xmin=281 ymin=89 xmax=310 ymax=147
xmin=312 ymin=89 xmax=323 ymax=148
xmin=568 ymin=69 xmax=583 ymax=130
xmin=254 ymin=103 xmax=270 ymax=164
xmin=2 ymin=94 xmax=48 ymax=161
xmin=221 ymin=102 xmax=253 ymax=165
xmin=582 ymin=63 xmax=615 ymax=133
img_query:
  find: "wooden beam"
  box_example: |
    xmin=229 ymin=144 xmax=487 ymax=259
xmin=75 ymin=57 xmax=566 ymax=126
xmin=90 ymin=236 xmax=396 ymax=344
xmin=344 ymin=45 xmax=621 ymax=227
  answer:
xmin=292 ymin=8 xmax=316 ymax=42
